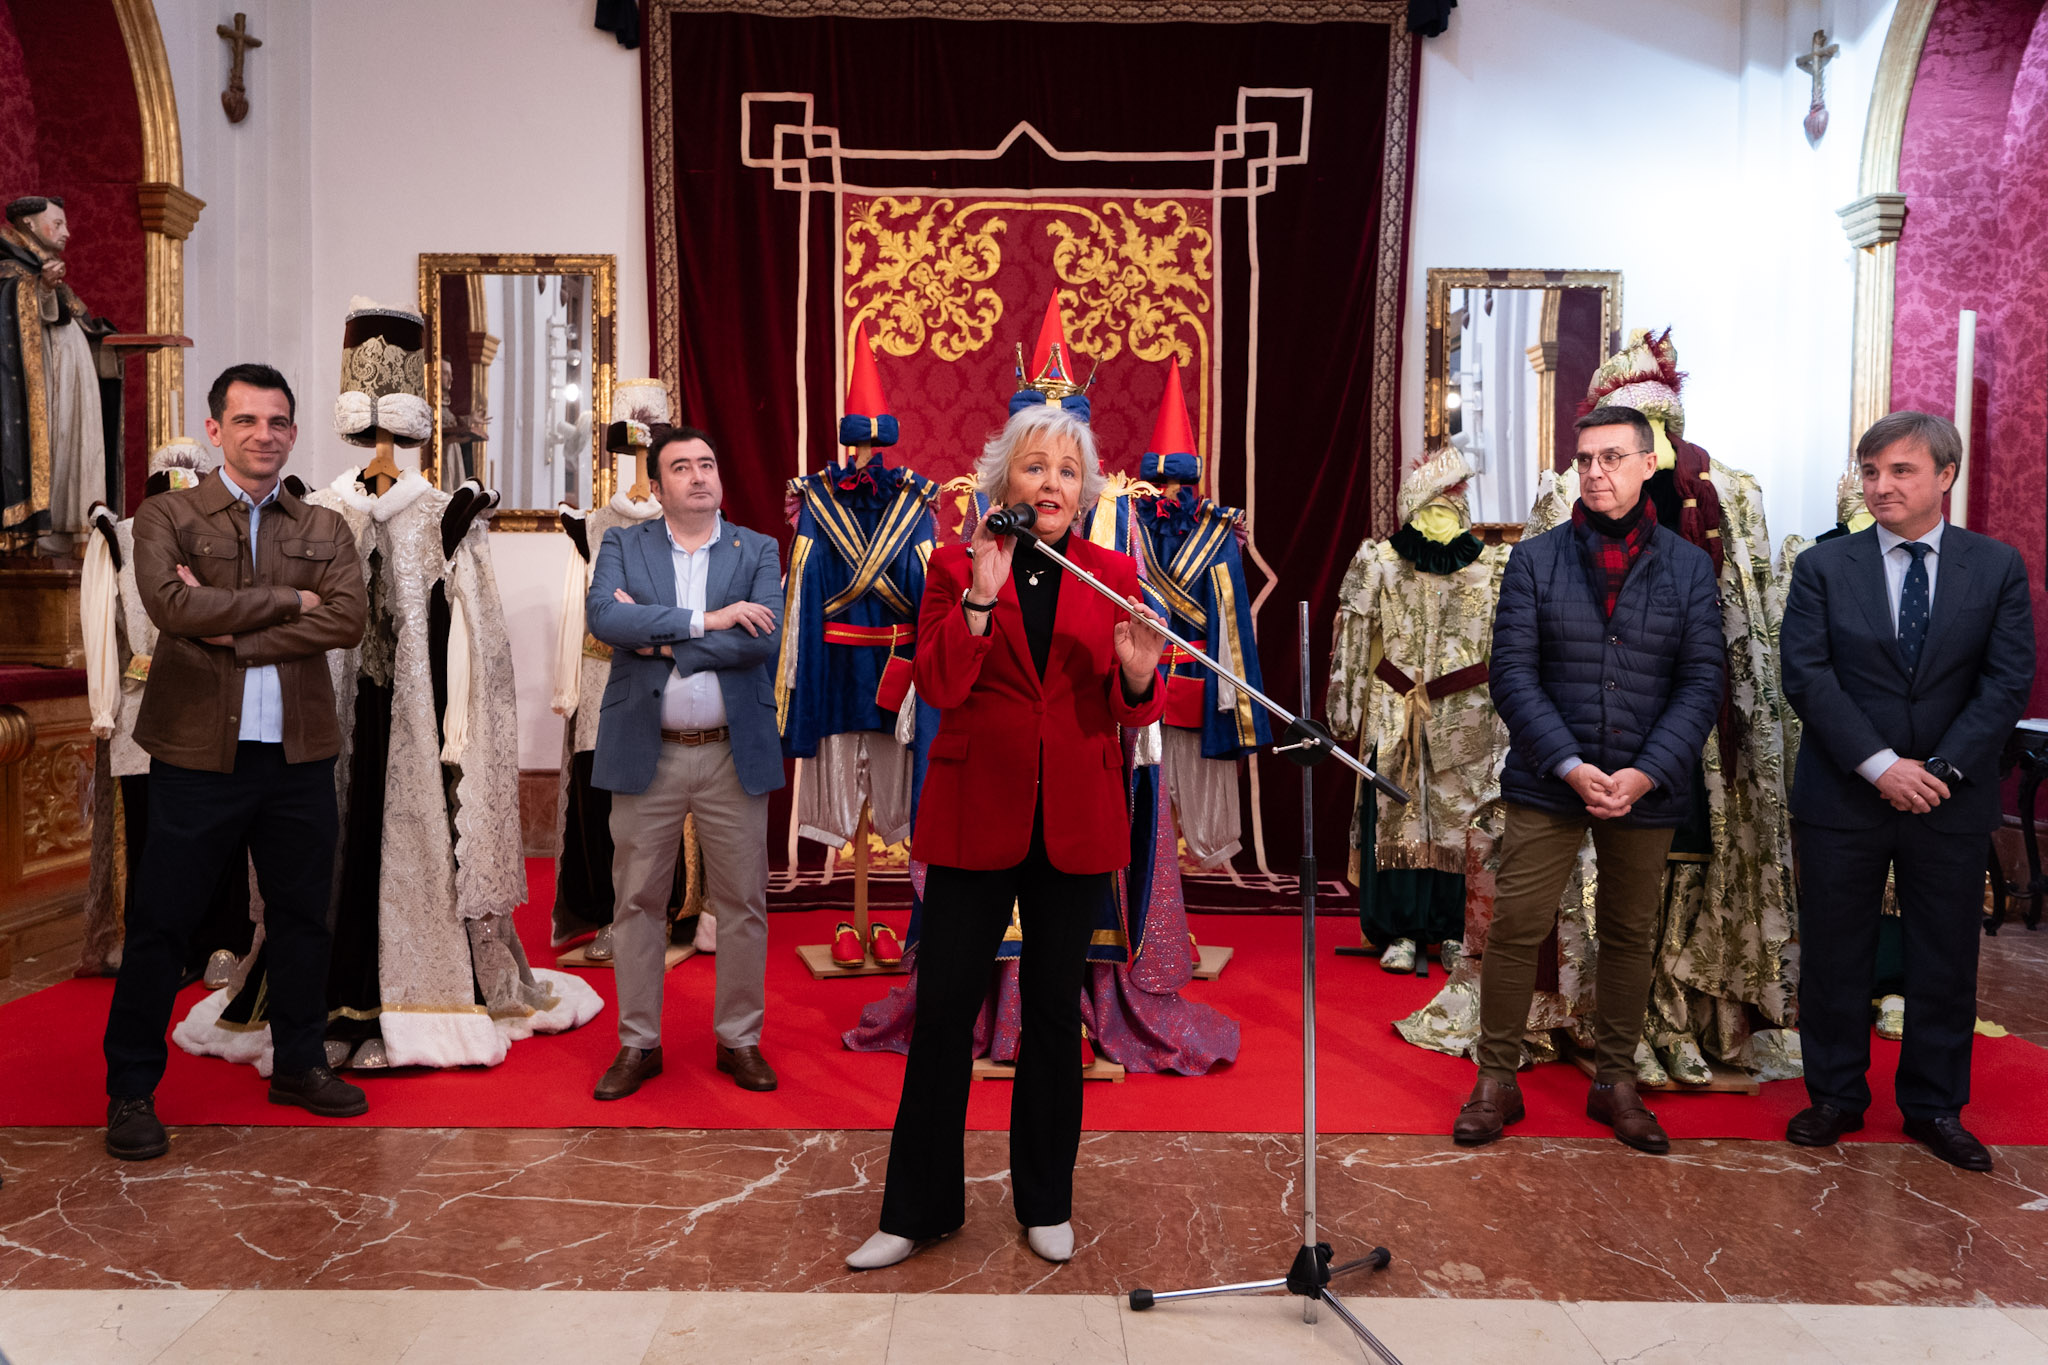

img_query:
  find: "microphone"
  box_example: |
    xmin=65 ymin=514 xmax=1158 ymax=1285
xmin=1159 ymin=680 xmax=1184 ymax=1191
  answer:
xmin=981 ymin=502 xmax=1038 ymax=538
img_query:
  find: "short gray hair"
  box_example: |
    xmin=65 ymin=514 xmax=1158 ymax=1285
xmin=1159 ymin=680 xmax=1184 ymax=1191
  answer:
xmin=1857 ymin=409 xmax=1962 ymax=473
xmin=974 ymin=403 xmax=1105 ymax=513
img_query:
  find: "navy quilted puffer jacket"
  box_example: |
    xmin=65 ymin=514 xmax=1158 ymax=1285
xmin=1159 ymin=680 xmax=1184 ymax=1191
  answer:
xmin=1491 ymin=518 xmax=1725 ymax=827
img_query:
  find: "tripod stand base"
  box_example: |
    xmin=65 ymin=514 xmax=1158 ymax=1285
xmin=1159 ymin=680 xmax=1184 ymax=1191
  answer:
xmin=1127 ymin=1242 xmax=1399 ymax=1362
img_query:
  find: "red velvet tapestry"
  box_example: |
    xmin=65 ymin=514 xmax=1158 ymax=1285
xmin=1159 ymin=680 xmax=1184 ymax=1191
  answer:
xmin=642 ymin=1 xmax=1420 ymax=905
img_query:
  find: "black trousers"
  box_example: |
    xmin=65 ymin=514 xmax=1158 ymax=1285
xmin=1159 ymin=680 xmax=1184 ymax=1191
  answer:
xmin=877 ymin=823 xmax=1104 ymax=1239
xmin=118 ymin=774 xmax=256 ymax=978
xmin=1796 ymin=815 xmax=1986 ymax=1120
xmin=103 ymin=743 xmax=340 ymax=1099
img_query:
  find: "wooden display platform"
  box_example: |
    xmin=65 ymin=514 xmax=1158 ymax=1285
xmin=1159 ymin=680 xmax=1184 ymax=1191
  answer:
xmin=795 ymin=942 xmax=908 ymax=979
xmin=557 ymin=942 xmax=696 ymax=971
xmin=973 ymin=1056 xmax=1126 ymax=1083
xmin=1191 ymin=944 xmax=1232 ymax=980
xmin=1566 ymin=1048 xmax=1759 ymax=1095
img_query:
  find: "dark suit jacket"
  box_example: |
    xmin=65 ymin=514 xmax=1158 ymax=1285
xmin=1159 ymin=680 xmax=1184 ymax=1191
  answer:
xmin=1781 ymin=524 xmax=2034 ymax=834
xmin=585 ymin=515 xmax=785 ymax=798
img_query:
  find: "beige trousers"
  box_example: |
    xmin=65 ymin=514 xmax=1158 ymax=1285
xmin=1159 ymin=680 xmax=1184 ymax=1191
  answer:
xmin=609 ymin=739 xmax=768 ymax=1051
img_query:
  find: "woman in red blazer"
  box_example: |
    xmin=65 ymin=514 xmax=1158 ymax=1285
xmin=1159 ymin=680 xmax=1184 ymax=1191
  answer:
xmin=848 ymin=403 xmax=1167 ymax=1271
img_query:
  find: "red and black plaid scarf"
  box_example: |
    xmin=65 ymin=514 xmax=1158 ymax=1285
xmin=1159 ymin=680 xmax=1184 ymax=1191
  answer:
xmin=1571 ymin=494 xmax=1657 ymax=618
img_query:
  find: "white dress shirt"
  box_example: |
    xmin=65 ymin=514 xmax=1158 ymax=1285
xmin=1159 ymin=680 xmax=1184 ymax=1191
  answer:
xmin=220 ymin=468 xmax=284 ymax=743
xmin=660 ymin=513 xmax=728 ymax=730
xmin=1856 ymin=518 xmax=1947 ymax=784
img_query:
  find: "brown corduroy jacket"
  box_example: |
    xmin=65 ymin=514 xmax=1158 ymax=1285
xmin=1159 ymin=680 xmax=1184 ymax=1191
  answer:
xmin=132 ymin=471 xmax=366 ymax=773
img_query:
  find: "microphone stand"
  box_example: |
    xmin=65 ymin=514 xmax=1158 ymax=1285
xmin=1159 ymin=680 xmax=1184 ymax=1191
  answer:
xmin=1017 ymin=534 xmax=1408 ymax=803
xmin=1012 ymin=531 xmax=1407 ymax=1364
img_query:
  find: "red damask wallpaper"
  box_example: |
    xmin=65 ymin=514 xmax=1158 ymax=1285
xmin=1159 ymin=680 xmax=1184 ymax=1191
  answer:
xmin=1893 ymin=0 xmax=2048 ymax=716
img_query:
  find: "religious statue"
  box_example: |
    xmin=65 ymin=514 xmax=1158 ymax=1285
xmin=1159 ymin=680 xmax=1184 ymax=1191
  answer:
xmin=0 ymin=195 xmax=119 ymax=554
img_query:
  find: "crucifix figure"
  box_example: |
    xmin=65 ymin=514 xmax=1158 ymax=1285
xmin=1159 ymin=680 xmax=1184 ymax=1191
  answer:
xmin=217 ymin=13 xmax=261 ymax=125
xmin=1795 ymin=28 xmax=1839 ymax=146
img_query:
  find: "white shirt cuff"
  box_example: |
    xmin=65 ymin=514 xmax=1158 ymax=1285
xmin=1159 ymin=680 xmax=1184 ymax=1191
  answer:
xmin=1857 ymin=748 xmax=1901 ymax=784
xmin=1554 ymin=756 xmax=1583 ymax=779
xmin=689 ymin=612 xmax=705 ymax=640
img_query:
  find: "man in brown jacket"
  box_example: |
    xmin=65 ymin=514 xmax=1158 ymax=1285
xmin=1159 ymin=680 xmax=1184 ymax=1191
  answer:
xmin=102 ymin=363 xmax=368 ymax=1160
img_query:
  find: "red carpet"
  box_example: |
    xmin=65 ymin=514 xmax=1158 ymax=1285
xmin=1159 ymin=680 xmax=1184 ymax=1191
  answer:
xmin=4 ymin=858 xmax=2046 ymax=1143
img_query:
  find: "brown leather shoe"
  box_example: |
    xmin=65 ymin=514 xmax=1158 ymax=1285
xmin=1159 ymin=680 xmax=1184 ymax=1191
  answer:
xmin=1587 ymin=1079 xmax=1670 ymax=1154
xmin=717 ymin=1043 xmax=779 ymax=1092
xmin=1452 ymin=1076 xmax=1524 ymax=1145
xmin=594 ymin=1045 xmax=662 ymax=1101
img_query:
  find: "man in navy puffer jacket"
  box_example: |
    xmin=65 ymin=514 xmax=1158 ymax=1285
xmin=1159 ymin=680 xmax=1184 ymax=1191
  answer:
xmin=1455 ymin=406 xmax=1724 ymax=1154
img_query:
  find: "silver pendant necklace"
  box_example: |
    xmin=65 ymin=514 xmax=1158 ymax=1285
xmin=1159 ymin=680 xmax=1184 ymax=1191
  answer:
xmin=1026 ymin=567 xmax=1043 ymax=587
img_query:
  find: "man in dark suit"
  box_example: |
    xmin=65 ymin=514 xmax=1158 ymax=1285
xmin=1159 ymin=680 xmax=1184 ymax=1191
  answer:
xmin=583 ymin=426 xmax=784 ymax=1101
xmin=1781 ymin=410 xmax=2035 ymax=1171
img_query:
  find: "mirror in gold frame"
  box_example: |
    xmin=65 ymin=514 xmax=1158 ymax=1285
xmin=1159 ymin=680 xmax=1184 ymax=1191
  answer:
xmin=1424 ymin=269 xmax=1622 ymax=530
xmin=418 ymin=253 xmax=616 ymax=531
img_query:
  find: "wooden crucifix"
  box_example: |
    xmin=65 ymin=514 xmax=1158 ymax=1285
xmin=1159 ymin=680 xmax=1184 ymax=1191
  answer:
xmin=217 ymin=13 xmax=261 ymax=125
xmin=1795 ymin=29 xmax=1839 ymax=146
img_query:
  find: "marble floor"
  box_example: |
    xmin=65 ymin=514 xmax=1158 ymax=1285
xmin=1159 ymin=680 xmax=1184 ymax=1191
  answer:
xmin=4 ymin=1289 xmax=2048 ymax=1364
xmin=4 ymin=923 xmax=2047 ymax=1362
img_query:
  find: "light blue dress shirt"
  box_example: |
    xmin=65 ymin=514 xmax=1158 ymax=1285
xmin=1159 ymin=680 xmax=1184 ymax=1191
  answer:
xmin=1856 ymin=518 xmax=1947 ymax=784
xmin=220 ymin=468 xmax=285 ymax=743
xmin=660 ymin=513 xmax=728 ymax=730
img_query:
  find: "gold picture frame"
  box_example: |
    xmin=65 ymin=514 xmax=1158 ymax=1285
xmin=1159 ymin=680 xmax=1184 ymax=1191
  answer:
xmin=418 ymin=252 xmax=617 ymax=532
xmin=1423 ymin=268 xmax=1624 ymax=480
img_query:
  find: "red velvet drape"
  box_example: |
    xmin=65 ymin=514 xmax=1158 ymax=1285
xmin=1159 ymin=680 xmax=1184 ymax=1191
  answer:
xmin=644 ymin=10 xmax=1417 ymax=897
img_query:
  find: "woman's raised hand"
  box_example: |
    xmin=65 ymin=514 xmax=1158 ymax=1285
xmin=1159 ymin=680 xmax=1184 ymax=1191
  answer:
xmin=1114 ymin=597 xmax=1169 ymax=689
xmin=967 ymin=514 xmax=1015 ymax=603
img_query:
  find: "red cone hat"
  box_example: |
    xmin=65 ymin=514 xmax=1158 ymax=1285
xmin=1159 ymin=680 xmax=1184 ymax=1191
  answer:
xmin=1141 ymin=359 xmax=1201 ymax=482
xmin=838 ymin=322 xmax=898 ymax=447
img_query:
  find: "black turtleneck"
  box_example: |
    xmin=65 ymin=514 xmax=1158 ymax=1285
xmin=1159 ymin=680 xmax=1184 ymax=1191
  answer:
xmin=1011 ymin=528 xmax=1068 ymax=678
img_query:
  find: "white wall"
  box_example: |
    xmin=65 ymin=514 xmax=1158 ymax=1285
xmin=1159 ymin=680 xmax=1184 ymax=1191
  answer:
xmin=154 ymin=0 xmax=317 ymax=443
xmin=1404 ymin=0 xmax=1899 ymax=543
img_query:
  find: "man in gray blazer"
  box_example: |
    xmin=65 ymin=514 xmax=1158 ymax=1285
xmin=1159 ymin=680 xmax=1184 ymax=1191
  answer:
xmin=1781 ymin=410 xmax=2034 ymax=1171
xmin=585 ymin=426 xmax=785 ymax=1100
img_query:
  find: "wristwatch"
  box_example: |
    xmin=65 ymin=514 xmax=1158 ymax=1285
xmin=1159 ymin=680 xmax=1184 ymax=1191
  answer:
xmin=1925 ymin=756 xmax=1964 ymax=786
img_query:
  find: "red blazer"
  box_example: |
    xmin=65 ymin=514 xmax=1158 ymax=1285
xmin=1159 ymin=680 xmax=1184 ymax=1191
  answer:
xmin=911 ymin=538 xmax=1168 ymax=874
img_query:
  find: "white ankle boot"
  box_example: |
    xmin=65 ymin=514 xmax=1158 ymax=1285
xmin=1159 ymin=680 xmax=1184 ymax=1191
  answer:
xmin=846 ymin=1231 xmax=916 ymax=1271
xmin=1025 ymin=1222 xmax=1074 ymax=1263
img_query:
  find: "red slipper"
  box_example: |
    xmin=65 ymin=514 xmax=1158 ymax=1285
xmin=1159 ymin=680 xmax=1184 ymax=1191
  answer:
xmin=869 ymin=922 xmax=904 ymax=967
xmin=830 ymin=921 xmax=865 ymax=966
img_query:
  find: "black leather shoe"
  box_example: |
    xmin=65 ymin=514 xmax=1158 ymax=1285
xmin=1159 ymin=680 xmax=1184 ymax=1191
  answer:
xmin=717 ymin=1044 xmax=779 ymax=1092
xmin=1786 ymin=1103 xmax=1865 ymax=1147
xmin=106 ymin=1096 xmax=169 ymax=1161
xmin=269 ymin=1065 xmax=369 ymax=1117
xmin=1904 ymin=1115 xmax=1993 ymax=1172
xmin=595 ymin=1046 xmax=663 ymax=1100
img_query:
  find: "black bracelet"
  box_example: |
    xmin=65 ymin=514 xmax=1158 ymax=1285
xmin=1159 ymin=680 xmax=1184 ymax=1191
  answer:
xmin=963 ymin=598 xmax=996 ymax=614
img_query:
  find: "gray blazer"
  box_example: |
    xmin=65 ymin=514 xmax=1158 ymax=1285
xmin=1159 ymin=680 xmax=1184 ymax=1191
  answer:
xmin=585 ymin=515 xmax=786 ymax=798
xmin=1781 ymin=523 xmax=2034 ymax=835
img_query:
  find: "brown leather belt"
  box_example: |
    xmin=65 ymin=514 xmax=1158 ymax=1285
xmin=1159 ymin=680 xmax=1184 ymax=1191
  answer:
xmin=1373 ymin=658 xmax=1490 ymax=700
xmin=661 ymin=726 xmax=730 ymax=746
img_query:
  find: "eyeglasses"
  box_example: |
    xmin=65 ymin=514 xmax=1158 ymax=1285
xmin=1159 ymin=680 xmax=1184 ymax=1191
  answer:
xmin=1572 ymin=450 xmax=1653 ymax=473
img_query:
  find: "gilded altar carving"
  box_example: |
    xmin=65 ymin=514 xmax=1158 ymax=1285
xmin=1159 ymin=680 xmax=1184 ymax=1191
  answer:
xmin=21 ymin=736 xmax=92 ymax=868
xmin=844 ymin=196 xmax=1008 ymax=364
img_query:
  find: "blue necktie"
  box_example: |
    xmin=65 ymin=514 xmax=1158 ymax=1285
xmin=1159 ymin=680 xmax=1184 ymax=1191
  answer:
xmin=1897 ymin=541 xmax=1931 ymax=673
